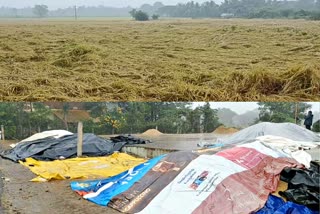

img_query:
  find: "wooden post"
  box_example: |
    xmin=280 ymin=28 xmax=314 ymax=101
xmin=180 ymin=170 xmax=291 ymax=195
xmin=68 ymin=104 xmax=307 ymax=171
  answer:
xmin=77 ymin=122 xmax=83 ymax=157
xmin=1 ymin=125 xmax=4 ymax=141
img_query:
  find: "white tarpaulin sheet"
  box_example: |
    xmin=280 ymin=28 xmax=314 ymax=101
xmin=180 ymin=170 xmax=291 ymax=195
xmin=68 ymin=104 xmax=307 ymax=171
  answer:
xmin=137 ymin=140 xmax=302 ymax=214
xmin=218 ymin=122 xmax=320 ymax=145
xmin=10 ymin=130 xmax=73 ymax=148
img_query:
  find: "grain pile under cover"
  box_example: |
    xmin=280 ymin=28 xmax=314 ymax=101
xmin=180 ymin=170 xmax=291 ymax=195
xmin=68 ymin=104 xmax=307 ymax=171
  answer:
xmin=218 ymin=122 xmax=320 ymax=145
xmin=20 ymin=153 xmax=145 ymax=182
xmin=71 ymin=137 xmax=317 ymax=213
xmin=0 ymin=19 xmax=319 ymax=101
xmin=1 ymin=133 xmax=152 ymax=162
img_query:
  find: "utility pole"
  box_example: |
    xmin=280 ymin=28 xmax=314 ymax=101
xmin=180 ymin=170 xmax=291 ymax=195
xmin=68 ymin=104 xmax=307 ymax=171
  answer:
xmin=74 ymin=5 xmax=78 ymax=21
xmin=295 ymin=103 xmax=299 ymax=124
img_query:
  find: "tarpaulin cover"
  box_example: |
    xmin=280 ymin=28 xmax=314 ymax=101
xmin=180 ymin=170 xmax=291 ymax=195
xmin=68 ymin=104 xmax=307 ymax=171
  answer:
xmin=256 ymin=195 xmax=318 ymax=214
xmin=72 ymin=139 xmax=307 ymax=214
xmin=139 ymin=142 xmax=301 ymax=214
xmin=218 ymin=122 xmax=320 ymax=145
xmin=257 ymin=135 xmax=316 ymax=168
xmin=71 ymin=154 xmax=166 ymax=206
xmin=1 ymin=133 xmax=151 ymax=162
xmin=10 ymin=130 xmax=73 ymax=148
xmin=279 ymin=161 xmax=320 ymax=211
xmin=19 ymin=153 xmax=145 ymax=182
xmin=108 ymin=151 xmax=199 ymax=213
xmin=20 ymin=130 xmax=74 ymax=143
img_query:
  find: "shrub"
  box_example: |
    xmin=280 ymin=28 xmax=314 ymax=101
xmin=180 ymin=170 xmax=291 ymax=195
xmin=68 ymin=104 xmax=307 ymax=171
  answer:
xmin=152 ymin=14 xmax=160 ymax=20
xmin=310 ymin=12 xmax=320 ymax=20
xmin=129 ymin=9 xmax=149 ymax=21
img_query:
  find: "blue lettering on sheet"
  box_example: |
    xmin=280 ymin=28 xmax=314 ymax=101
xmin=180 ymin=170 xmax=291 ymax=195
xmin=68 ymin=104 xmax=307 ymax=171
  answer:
xmin=70 ymin=154 xmax=166 ymax=206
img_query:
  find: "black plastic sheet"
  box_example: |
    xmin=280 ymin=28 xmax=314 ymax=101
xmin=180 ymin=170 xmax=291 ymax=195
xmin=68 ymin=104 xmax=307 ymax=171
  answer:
xmin=280 ymin=162 xmax=320 ymax=211
xmin=0 ymin=134 xmax=151 ymax=162
xmin=110 ymin=135 xmax=152 ymax=145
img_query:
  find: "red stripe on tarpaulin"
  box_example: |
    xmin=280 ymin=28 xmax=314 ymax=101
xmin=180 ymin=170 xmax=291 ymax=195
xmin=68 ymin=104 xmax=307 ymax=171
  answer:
xmin=75 ymin=190 xmax=94 ymax=196
xmin=192 ymin=156 xmax=303 ymax=214
xmin=216 ymin=146 xmax=269 ymax=169
xmin=108 ymin=151 xmax=199 ymax=213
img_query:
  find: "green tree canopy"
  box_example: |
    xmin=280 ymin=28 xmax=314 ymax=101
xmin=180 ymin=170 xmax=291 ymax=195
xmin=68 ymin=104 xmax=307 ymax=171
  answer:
xmin=33 ymin=5 xmax=49 ymax=18
xmin=257 ymin=102 xmax=311 ymax=123
xmin=200 ymin=102 xmax=220 ymax=133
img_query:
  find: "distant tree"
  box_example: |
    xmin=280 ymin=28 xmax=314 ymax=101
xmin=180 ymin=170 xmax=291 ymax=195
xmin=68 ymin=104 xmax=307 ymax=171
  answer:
xmin=102 ymin=107 xmax=126 ymax=134
xmin=62 ymin=103 xmax=70 ymax=130
xmin=310 ymin=11 xmax=320 ymax=20
xmin=12 ymin=8 xmax=18 ymax=17
xmin=129 ymin=9 xmax=137 ymax=17
xmin=33 ymin=5 xmax=49 ymax=18
xmin=129 ymin=9 xmax=149 ymax=21
xmin=29 ymin=103 xmax=52 ymax=133
xmin=140 ymin=4 xmax=153 ymax=13
xmin=0 ymin=103 xmax=18 ymax=139
xmin=200 ymin=102 xmax=220 ymax=133
xmin=293 ymin=9 xmax=308 ymax=19
xmin=187 ymin=108 xmax=202 ymax=133
xmin=280 ymin=9 xmax=292 ymax=18
xmin=152 ymin=14 xmax=160 ymax=20
xmin=121 ymin=103 xmax=146 ymax=134
xmin=257 ymin=102 xmax=311 ymax=123
xmin=153 ymin=2 xmax=165 ymax=9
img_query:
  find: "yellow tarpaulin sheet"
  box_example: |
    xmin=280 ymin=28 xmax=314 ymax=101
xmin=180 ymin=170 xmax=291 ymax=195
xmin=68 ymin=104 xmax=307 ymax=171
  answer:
xmin=19 ymin=153 xmax=145 ymax=182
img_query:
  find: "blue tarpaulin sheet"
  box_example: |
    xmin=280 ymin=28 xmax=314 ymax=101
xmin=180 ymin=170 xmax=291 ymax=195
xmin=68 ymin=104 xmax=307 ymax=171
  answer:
xmin=70 ymin=154 xmax=166 ymax=206
xmin=256 ymin=195 xmax=319 ymax=214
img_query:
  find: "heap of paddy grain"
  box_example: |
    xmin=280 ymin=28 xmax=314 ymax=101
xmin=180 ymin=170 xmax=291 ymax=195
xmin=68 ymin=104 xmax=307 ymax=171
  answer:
xmin=213 ymin=126 xmax=239 ymax=135
xmin=141 ymin=129 xmax=163 ymax=137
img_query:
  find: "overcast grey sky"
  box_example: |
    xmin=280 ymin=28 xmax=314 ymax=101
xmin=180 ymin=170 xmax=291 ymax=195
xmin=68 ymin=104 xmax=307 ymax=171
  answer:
xmin=192 ymin=102 xmax=320 ymax=115
xmin=0 ymin=0 xmax=223 ymax=9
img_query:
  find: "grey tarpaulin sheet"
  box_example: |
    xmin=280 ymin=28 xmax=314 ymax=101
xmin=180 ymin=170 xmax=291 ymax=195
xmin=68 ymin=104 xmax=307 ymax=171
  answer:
xmin=0 ymin=134 xmax=150 ymax=162
xmin=217 ymin=122 xmax=320 ymax=145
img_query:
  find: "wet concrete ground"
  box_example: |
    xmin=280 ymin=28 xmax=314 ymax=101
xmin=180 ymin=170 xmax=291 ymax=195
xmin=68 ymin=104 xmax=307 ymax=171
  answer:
xmin=0 ymin=141 xmax=120 ymax=214
xmin=130 ymin=133 xmax=229 ymax=150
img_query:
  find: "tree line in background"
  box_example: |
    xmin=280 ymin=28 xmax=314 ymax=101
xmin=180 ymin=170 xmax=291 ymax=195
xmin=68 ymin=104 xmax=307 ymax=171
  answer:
xmin=0 ymin=102 xmax=220 ymax=139
xmin=0 ymin=0 xmax=319 ymax=20
xmin=0 ymin=102 xmax=318 ymax=140
xmin=157 ymin=0 xmax=320 ymax=20
xmin=0 ymin=5 xmax=132 ymax=18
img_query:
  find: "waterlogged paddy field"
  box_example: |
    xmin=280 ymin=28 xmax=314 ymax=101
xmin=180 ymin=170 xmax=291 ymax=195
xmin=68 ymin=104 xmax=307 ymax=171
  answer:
xmin=0 ymin=19 xmax=319 ymax=101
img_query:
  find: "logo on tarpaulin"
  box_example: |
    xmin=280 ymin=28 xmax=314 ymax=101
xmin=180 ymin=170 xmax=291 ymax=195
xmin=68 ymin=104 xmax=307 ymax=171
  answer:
xmin=189 ymin=171 xmax=209 ymax=190
xmin=152 ymin=161 xmax=180 ymax=173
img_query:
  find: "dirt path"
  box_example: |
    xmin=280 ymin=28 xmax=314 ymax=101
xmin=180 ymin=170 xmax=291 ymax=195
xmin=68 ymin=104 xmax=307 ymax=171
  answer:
xmin=0 ymin=142 xmax=120 ymax=214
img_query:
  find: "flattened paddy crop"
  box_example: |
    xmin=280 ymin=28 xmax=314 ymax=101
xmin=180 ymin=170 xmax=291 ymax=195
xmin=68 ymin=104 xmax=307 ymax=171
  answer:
xmin=0 ymin=19 xmax=319 ymax=101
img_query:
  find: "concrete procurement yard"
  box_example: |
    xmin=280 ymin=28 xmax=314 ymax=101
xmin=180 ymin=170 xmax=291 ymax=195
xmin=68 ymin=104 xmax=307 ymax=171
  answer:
xmin=1 ymin=132 xmax=319 ymax=213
